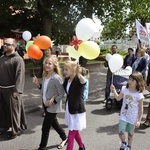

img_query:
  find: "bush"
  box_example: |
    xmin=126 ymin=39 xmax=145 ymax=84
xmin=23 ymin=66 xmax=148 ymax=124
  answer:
xmin=100 ymin=48 xmax=127 ymax=58
xmin=100 ymin=48 xmax=111 ymax=55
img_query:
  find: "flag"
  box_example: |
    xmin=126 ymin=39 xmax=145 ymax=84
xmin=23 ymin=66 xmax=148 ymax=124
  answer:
xmin=146 ymin=23 xmax=150 ymax=39
xmin=146 ymin=23 xmax=150 ymax=47
xmin=136 ymin=19 xmax=149 ymax=45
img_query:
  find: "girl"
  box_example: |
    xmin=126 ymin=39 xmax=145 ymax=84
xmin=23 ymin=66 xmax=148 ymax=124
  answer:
xmin=33 ymin=55 xmax=67 ymax=150
xmin=63 ymin=60 xmax=86 ymax=150
xmin=111 ymin=72 xmax=144 ymax=150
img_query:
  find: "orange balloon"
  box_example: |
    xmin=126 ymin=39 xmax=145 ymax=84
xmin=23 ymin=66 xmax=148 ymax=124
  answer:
xmin=27 ymin=44 xmax=43 ymax=60
xmin=34 ymin=35 xmax=51 ymax=49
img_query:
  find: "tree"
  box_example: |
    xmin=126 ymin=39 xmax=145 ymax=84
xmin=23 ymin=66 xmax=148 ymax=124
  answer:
xmin=0 ymin=0 xmax=150 ymax=43
xmin=101 ymin=0 xmax=150 ymax=40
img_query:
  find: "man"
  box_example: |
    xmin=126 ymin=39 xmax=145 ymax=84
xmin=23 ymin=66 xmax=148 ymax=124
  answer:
xmin=55 ymin=46 xmax=61 ymax=57
xmin=0 ymin=38 xmax=27 ymax=139
xmin=103 ymin=45 xmax=118 ymax=103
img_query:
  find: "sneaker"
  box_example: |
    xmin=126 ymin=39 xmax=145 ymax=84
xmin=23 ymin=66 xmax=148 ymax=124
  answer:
xmin=120 ymin=142 xmax=127 ymax=150
xmin=125 ymin=146 xmax=131 ymax=150
xmin=102 ymin=99 xmax=107 ymax=103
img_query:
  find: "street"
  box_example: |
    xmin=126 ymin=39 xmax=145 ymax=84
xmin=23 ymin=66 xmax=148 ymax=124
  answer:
xmin=0 ymin=64 xmax=150 ymax=150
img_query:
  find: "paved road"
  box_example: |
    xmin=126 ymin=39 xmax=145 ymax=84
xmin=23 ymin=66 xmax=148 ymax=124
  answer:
xmin=0 ymin=64 xmax=150 ymax=150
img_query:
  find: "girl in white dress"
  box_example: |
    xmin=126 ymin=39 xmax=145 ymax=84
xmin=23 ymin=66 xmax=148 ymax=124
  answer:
xmin=63 ymin=60 xmax=86 ymax=150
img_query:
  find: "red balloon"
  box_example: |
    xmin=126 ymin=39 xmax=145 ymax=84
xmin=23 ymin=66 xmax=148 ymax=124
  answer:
xmin=27 ymin=44 xmax=43 ymax=60
xmin=34 ymin=35 xmax=51 ymax=49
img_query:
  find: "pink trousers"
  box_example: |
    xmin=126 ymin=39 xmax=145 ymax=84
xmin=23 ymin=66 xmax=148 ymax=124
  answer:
xmin=66 ymin=130 xmax=84 ymax=150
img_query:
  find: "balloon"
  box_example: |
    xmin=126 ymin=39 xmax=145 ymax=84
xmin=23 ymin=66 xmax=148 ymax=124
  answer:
xmin=105 ymin=53 xmax=112 ymax=61
xmin=78 ymin=41 xmax=100 ymax=60
xmin=108 ymin=54 xmax=123 ymax=73
xmin=67 ymin=46 xmax=81 ymax=59
xmin=22 ymin=31 xmax=32 ymax=41
xmin=34 ymin=35 xmax=51 ymax=49
xmin=75 ymin=18 xmax=99 ymax=41
xmin=124 ymin=66 xmax=132 ymax=75
xmin=25 ymin=41 xmax=34 ymax=51
xmin=114 ymin=66 xmax=132 ymax=76
xmin=27 ymin=44 xmax=43 ymax=60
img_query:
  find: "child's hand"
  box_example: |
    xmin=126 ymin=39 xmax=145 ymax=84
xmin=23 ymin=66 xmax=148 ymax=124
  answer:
xmin=44 ymin=97 xmax=55 ymax=107
xmin=111 ymin=84 xmax=115 ymax=92
xmin=135 ymin=121 xmax=141 ymax=128
xmin=77 ymin=65 xmax=82 ymax=74
xmin=33 ymin=76 xmax=39 ymax=86
xmin=146 ymin=85 xmax=150 ymax=92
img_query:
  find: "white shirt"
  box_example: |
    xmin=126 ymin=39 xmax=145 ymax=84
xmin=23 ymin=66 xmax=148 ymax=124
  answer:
xmin=42 ymin=77 xmax=50 ymax=103
xmin=120 ymin=86 xmax=144 ymax=125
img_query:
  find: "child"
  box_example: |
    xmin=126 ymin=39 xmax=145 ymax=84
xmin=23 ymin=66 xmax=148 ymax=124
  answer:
xmin=81 ymin=67 xmax=90 ymax=102
xmin=33 ymin=55 xmax=67 ymax=150
xmin=111 ymin=72 xmax=145 ymax=150
xmin=63 ymin=60 xmax=86 ymax=150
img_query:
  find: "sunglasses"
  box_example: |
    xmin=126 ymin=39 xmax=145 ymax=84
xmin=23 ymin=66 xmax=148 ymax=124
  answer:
xmin=4 ymin=43 xmax=13 ymax=46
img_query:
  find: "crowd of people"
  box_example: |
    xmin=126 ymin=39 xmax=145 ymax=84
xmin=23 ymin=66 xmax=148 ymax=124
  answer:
xmin=0 ymin=38 xmax=150 ymax=150
xmin=0 ymin=38 xmax=89 ymax=150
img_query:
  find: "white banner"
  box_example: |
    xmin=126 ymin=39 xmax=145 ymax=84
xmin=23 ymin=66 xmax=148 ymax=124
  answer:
xmin=136 ymin=19 xmax=149 ymax=45
xmin=146 ymin=23 xmax=150 ymax=47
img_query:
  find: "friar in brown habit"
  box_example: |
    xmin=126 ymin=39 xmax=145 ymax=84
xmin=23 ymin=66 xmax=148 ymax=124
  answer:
xmin=0 ymin=38 xmax=27 ymax=139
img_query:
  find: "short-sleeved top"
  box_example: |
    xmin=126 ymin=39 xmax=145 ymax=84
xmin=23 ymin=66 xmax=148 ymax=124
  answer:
xmin=120 ymin=86 xmax=144 ymax=125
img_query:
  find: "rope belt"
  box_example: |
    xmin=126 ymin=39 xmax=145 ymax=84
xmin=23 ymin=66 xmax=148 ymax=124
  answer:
xmin=0 ymin=85 xmax=15 ymax=88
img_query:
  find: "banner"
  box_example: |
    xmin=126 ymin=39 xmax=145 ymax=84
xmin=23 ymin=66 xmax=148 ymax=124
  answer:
xmin=146 ymin=23 xmax=150 ymax=47
xmin=136 ymin=19 xmax=149 ymax=46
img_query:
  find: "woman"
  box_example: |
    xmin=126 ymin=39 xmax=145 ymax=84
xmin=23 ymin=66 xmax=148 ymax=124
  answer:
xmin=132 ymin=48 xmax=147 ymax=78
xmin=123 ymin=48 xmax=136 ymax=68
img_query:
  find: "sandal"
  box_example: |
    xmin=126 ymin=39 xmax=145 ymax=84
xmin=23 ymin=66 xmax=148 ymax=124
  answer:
xmin=57 ymin=138 xmax=67 ymax=149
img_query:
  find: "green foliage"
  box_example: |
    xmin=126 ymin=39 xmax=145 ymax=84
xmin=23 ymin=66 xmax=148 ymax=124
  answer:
xmin=100 ymin=48 xmax=127 ymax=58
xmin=100 ymin=48 xmax=111 ymax=55
xmin=0 ymin=0 xmax=150 ymax=44
xmin=119 ymin=50 xmax=128 ymax=58
xmin=102 ymin=0 xmax=150 ymax=40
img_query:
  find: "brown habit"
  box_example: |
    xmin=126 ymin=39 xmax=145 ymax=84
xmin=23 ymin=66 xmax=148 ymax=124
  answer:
xmin=0 ymin=52 xmax=27 ymax=134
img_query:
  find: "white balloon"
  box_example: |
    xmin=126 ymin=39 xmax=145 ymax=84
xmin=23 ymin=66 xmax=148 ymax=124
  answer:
xmin=108 ymin=54 xmax=123 ymax=73
xmin=125 ymin=66 xmax=132 ymax=75
xmin=105 ymin=53 xmax=112 ymax=61
xmin=75 ymin=18 xmax=99 ymax=41
xmin=92 ymin=31 xmax=100 ymax=39
xmin=22 ymin=31 xmax=32 ymax=41
xmin=114 ymin=66 xmax=132 ymax=76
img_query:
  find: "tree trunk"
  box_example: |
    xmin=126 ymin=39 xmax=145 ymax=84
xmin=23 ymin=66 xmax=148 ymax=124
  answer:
xmin=37 ymin=0 xmax=52 ymax=38
xmin=41 ymin=16 xmax=52 ymax=37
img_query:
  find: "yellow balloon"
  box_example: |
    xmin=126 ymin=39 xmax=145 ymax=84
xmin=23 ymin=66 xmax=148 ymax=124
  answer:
xmin=78 ymin=41 xmax=100 ymax=60
xmin=67 ymin=46 xmax=81 ymax=59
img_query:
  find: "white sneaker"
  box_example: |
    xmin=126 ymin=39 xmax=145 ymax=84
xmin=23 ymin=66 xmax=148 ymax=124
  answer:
xmin=120 ymin=142 xmax=127 ymax=150
xmin=125 ymin=146 xmax=131 ymax=150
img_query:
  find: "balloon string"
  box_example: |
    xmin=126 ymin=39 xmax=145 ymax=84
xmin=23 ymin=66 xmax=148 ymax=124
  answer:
xmin=31 ymin=58 xmax=35 ymax=76
xmin=32 ymin=68 xmax=35 ymax=76
xmin=111 ymin=73 xmax=114 ymax=84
